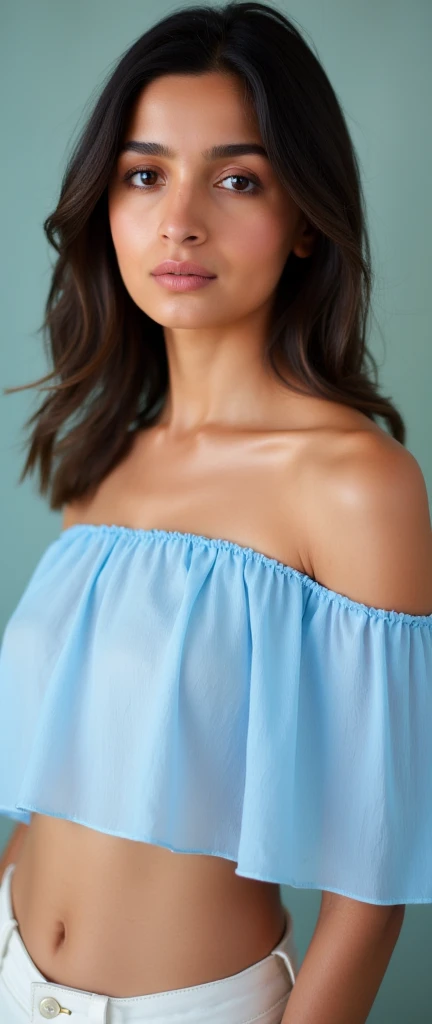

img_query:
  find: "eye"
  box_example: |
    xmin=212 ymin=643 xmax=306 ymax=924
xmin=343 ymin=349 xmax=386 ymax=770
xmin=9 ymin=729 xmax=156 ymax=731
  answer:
xmin=123 ymin=167 xmax=261 ymax=195
xmin=217 ymin=174 xmax=261 ymax=194
xmin=124 ymin=168 xmax=159 ymax=189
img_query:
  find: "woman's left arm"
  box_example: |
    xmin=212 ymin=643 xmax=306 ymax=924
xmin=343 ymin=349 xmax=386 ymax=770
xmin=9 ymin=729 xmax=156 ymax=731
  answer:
xmin=281 ymin=897 xmax=405 ymax=1024
xmin=280 ymin=431 xmax=432 ymax=1022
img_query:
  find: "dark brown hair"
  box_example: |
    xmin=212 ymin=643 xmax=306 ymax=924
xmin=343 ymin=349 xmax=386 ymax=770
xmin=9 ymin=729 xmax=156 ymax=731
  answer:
xmin=4 ymin=0 xmax=405 ymax=510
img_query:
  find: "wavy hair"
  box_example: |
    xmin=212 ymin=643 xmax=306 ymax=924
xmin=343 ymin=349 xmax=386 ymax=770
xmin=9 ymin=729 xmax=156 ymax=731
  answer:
xmin=4 ymin=0 xmax=405 ymax=509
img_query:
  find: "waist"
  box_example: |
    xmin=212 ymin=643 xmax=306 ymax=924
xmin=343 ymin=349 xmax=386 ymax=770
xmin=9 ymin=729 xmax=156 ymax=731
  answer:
xmin=10 ymin=812 xmax=288 ymax=997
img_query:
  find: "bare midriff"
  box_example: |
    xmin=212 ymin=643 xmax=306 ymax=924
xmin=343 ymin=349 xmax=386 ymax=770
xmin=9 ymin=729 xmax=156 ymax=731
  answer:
xmin=10 ymin=814 xmax=287 ymax=997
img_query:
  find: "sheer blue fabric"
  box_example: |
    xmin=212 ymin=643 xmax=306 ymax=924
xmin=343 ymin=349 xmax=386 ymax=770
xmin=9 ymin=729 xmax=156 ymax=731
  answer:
xmin=0 ymin=523 xmax=431 ymax=905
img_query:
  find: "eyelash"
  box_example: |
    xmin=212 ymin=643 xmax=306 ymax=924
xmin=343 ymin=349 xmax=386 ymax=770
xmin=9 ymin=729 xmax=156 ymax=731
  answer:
xmin=122 ymin=166 xmax=262 ymax=196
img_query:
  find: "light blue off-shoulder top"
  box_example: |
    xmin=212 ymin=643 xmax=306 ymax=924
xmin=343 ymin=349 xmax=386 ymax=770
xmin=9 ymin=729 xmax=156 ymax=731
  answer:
xmin=0 ymin=523 xmax=431 ymax=906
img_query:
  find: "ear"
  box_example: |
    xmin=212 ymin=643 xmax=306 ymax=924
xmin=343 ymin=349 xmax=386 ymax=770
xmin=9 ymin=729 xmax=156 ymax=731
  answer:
xmin=292 ymin=218 xmax=317 ymax=259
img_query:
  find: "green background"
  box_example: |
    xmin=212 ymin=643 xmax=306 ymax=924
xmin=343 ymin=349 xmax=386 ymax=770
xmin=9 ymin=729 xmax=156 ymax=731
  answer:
xmin=1 ymin=2 xmax=431 ymax=1020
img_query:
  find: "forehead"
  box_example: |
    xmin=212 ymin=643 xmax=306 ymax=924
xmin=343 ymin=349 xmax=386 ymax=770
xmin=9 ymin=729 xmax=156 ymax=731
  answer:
xmin=123 ymin=72 xmax=260 ymax=142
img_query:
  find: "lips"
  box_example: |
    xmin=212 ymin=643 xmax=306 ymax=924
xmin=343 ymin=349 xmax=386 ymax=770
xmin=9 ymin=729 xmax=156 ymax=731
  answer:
xmin=151 ymin=260 xmax=216 ymax=278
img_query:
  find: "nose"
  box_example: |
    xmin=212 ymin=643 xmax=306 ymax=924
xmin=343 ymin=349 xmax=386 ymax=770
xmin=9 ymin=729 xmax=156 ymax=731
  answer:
xmin=161 ymin=227 xmax=200 ymax=244
xmin=158 ymin=184 xmax=207 ymax=246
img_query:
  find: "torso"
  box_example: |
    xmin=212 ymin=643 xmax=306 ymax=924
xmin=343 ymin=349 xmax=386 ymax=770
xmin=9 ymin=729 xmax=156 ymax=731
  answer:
xmin=10 ymin=395 xmax=386 ymax=997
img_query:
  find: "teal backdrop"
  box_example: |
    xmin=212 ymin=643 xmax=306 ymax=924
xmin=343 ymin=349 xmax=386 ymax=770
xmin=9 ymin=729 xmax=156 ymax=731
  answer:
xmin=1 ymin=2 xmax=431 ymax=1020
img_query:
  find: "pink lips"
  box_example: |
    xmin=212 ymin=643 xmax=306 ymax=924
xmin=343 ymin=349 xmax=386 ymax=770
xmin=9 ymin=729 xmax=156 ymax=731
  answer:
xmin=152 ymin=274 xmax=216 ymax=292
xmin=151 ymin=260 xmax=216 ymax=278
xmin=151 ymin=259 xmax=217 ymax=292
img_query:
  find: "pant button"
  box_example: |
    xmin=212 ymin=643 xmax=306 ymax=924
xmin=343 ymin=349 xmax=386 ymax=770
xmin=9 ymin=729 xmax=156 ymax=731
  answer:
xmin=39 ymin=996 xmax=62 ymax=1017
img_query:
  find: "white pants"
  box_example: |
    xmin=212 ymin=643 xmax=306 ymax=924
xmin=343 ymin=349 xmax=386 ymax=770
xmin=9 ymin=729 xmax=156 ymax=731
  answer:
xmin=0 ymin=862 xmax=299 ymax=1023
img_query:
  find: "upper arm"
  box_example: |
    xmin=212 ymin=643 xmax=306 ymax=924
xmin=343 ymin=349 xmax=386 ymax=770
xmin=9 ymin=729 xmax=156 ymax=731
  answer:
xmin=306 ymin=432 xmax=432 ymax=617
xmin=61 ymin=504 xmax=76 ymax=531
xmin=319 ymin=888 xmax=405 ymax=924
xmin=61 ymin=501 xmax=86 ymax=531
xmin=306 ymin=432 xmax=431 ymax=918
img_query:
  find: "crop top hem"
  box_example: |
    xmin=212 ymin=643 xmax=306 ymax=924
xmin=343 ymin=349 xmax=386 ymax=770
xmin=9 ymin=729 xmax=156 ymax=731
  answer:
xmin=1 ymin=802 xmax=427 ymax=906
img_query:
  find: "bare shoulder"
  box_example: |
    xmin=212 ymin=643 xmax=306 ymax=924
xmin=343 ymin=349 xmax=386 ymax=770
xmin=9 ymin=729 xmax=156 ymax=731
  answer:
xmin=61 ymin=496 xmax=95 ymax=531
xmin=301 ymin=415 xmax=432 ymax=615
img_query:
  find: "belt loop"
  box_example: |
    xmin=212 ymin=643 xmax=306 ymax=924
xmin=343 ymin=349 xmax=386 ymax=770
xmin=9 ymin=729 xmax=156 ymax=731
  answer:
xmin=271 ymin=948 xmax=296 ymax=990
xmin=88 ymin=993 xmax=109 ymax=1022
xmin=0 ymin=917 xmax=19 ymax=969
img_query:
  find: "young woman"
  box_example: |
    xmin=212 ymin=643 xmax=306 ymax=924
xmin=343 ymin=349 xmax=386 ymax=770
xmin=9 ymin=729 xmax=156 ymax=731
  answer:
xmin=0 ymin=3 xmax=431 ymax=1023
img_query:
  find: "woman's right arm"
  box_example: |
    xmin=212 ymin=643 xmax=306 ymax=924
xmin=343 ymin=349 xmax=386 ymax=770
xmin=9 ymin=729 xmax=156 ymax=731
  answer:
xmin=0 ymin=822 xmax=29 ymax=882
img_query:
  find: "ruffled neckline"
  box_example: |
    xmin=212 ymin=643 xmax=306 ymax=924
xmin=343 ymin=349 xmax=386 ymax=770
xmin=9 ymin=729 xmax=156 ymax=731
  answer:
xmin=59 ymin=522 xmax=432 ymax=627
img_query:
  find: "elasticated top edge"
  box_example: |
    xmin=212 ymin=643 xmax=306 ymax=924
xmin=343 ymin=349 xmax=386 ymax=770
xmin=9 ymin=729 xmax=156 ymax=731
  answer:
xmin=56 ymin=523 xmax=432 ymax=628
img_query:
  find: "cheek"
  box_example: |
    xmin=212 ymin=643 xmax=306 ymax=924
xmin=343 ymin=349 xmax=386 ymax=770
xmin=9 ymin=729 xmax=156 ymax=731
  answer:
xmin=108 ymin=200 xmax=151 ymax=266
xmin=108 ymin=206 xmax=154 ymax=309
xmin=228 ymin=211 xmax=290 ymax=278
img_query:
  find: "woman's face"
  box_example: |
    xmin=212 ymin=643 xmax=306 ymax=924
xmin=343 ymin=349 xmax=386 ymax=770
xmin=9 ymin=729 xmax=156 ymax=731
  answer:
xmin=108 ymin=71 xmax=314 ymax=331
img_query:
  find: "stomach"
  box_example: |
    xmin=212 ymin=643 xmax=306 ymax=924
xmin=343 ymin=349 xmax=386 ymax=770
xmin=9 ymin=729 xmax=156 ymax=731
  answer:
xmin=9 ymin=812 xmax=288 ymax=998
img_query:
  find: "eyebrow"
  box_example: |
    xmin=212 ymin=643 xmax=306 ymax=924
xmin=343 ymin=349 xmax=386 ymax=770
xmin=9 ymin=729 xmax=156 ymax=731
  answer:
xmin=118 ymin=141 xmax=269 ymax=160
